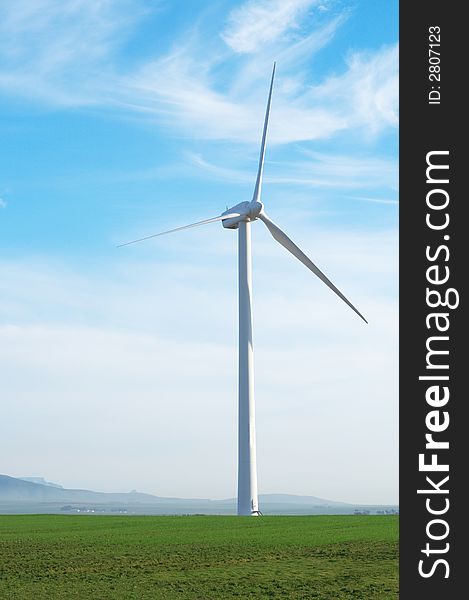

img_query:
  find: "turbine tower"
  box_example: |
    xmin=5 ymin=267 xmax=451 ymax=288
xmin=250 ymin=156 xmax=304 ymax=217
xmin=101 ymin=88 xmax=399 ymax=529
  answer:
xmin=119 ymin=63 xmax=367 ymax=516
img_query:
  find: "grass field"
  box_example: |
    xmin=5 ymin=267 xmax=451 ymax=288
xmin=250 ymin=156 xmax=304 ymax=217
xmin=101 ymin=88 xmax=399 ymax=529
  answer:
xmin=0 ymin=515 xmax=398 ymax=599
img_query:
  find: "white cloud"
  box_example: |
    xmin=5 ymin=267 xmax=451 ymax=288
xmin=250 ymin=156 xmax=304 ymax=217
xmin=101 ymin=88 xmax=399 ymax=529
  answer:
xmin=122 ymin=49 xmax=258 ymax=142
xmin=0 ymin=0 xmax=148 ymax=105
xmin=122 ymin=36 xmax=397 ymax=144
xmin=0 ymin=1 xmax=397 ymax=145
xmin=186 ymin=149 xmax=397 ymax=193
xmin=221 ymin=0 xmax=321 ymax=53
xmin=314 ymin=44 xmax=399 ymax=133
xmin=350 ymin=196 xmax=398 ymax=205
xmin=0 ymin=198 xmax=6 ymax=208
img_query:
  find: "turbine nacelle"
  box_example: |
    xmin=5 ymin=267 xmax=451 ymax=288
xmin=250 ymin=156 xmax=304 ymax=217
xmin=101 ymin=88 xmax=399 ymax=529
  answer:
xmin=222 ymin=201 xmax=264 ymax=229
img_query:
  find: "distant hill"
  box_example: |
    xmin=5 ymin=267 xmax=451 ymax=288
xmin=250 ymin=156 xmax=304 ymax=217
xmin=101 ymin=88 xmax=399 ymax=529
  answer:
xmin=19 ymin=477 xmax=63 ymax=488
xmin=0 ymin=474 xmax=398 ymax=515
xmin=229 ymin=493 xmax=349 ymax=507
xmin=0 ymin=475 xmax=172 ymax=504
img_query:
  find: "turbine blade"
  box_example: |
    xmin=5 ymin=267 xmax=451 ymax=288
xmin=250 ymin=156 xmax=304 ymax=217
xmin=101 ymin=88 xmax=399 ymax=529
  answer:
xmin=117 ymin=213 xmax=240 ymax=247
xmin=259 ymin=213 xmax=368 ymax=323
xmin=252 ymin=62 xmax=276 ymax=203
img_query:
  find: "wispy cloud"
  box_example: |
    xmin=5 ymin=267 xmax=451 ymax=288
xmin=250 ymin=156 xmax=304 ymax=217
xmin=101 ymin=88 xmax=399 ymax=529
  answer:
xmin=221 ymin=0 xmax=323 ymax=53
xmin=349 ymin=196 xmax=398 ymax=205
xmin=0 ymin=0 xmax=148 ymax=105
xmin=313 ymin=44 xmax=399 ymax=133
xmin=186 ymin=150 xmax=397 ymax=192
xmin=187 ymin=153 xmax=253 ymax=184
xmin=0 ymin=198 xmax=6 ymax=208
xmin=123 ymin=41 xmax=397 ymax=144
xmin=0 ymin=0 xmax=397 ymax=145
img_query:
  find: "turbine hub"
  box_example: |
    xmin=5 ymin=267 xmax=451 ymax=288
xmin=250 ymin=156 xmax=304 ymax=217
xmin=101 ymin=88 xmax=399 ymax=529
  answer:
xmin=248 ymin=200 xmax=263 ymax=220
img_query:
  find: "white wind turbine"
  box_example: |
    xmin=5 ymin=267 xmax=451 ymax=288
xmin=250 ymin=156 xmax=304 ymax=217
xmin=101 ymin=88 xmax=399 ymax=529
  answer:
xmin=119 ymin=63 xmax=367 ymax=516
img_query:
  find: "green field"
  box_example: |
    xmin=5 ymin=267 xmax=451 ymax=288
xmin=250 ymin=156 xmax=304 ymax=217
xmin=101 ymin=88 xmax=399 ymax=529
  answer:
xmin=0 ymin=515 xmax=398 ymax=599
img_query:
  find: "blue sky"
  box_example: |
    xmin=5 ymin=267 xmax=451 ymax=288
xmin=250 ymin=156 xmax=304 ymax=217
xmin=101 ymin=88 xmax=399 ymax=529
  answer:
xmin=0 ymin=0 xmax=398 ymax=504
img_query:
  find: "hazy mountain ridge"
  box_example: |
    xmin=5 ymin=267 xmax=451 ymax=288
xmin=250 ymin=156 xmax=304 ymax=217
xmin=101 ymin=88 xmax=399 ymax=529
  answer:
xmin=0 ymin=475 xmax=182 ymax=504
xmin=0 ymin=475 xmax=398 ymax=515
xmin=1 ymin=475 xmax=349 ymax=505
xmin=19 ymin=477 xmax=63 ymax=488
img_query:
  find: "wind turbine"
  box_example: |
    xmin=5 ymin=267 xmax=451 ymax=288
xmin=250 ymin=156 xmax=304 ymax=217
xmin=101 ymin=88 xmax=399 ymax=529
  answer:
xmin=119 ymin=63 xmax=367 ymax=516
